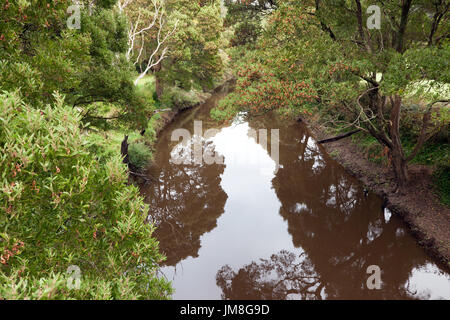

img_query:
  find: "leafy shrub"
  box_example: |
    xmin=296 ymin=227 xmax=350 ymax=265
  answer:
xmin=153 ymin=91 xmax=159 ymax=102
xmin=128 ymin=142 xmax=153 ymax=170
xmin=143 ymin=114 xmax=162 ymax=144
xmin=0 ymin=92 xmax=171 ymax=299
xmin=160 ymin=86 xmax=201 ymax=110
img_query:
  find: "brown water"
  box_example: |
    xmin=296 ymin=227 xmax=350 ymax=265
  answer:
xmin=140 ymin=83 xmax=450 ymax=300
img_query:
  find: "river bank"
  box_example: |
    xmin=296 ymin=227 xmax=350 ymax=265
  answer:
xmin=307 ymin=121 xmax=450 ymax=270
xmin=150 ymin=74 xmax=235 ymax=139
xmin=140 ymin=85 xmax=450 ymax=299
xmin=146 ymin=81 xmax=450 ymax=270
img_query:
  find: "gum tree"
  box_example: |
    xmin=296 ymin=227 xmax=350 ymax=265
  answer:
xmin=221 ymin=0 xmax=449 ymax=187
xmin=118 ymin=0 xmax=178 ymax=85
xmin=309 ymin=0 xmax=450 ymax=187
xmin=158 ymin=0 xmax=225 ymax=95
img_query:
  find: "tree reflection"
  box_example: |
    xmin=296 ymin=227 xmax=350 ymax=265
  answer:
xmin=216 ymin=250 xmax=323 ymax=300
xmin=140 ymin=90 xmax=229 ymax=266
xmin=222 ymin=114 xmax=438 ymax=299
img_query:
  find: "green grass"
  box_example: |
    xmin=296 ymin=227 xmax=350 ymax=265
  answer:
xmin=135 ymin=76 xmax=156 ymax=99
xmin=86 ymin=127 xmax=155 ymax=170
xmin=406 ymin=140 xmax=450 ymax=166
xmin=351 ymin=132 xmax=384 ymax=164
xmin=86 ymin=128 xmax=138 ymax=161
xmin=434 ymin=167 xmax=450 ymax=207
xmin=350 ymin=129 xmax=450 ymax=206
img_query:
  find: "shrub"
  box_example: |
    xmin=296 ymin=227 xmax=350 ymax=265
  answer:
xmin=143 ymin=114 xmax=162 ymax=144
xmin=128 ymin=142 xmax=153 ymax=170
xmin=160 ymin=86 xmax=201 ymax=110
xmin=0 ymin=92 xmax=171 ymax=299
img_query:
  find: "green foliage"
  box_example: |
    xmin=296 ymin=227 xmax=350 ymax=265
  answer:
xmin=383 ymin=43 xmax=450 ymax=98
xmin=74 ymin=9 xmax=136 ymax=107
xmin=351 ymin=132 xmax=384 ymax=164
xmin=211 ymin=45 xmax=318 ymax=121
xmin=231 ymin=20 xmax=262 ymax=47
xmin=160 ymin=0 xmax=224 ymax=91
xmin=85 ymin=128 xmax=127 ymax=164
xmin=161 ymin=86 xmax=201 ymax=110
xmin=144 ymin=113 xmax=162 ymax=144
xmin=434 ymin=164 xmax=450 ymax=207
xmin=219 ymin=0 xmax=449 ymax=189
xmin=409 ymin=141 xmax=450 ymax=166
xmin=128 ymin=142 xmax=153 ymax=170
xmin=0 ymin=92 xmax=171 ymax=299
xmin=224 ymin=0 xmax=277 ymax=46
xmin=0 ymin=0 xmax=144 ymax=124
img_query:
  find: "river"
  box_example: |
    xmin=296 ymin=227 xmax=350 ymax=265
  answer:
xmin=140 ymin=82 xmax=450 ymax=300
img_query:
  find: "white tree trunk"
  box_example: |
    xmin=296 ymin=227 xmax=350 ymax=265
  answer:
xmin=120 ymin=0 xmax=178 ymax=86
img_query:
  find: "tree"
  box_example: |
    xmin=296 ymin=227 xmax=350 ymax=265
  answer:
xmin=118 ymin=0 xmax=178 ymax=85
xmin=155 ymin=0 xmax=224 ymax=96
xmin=224 ymin=0 xmax=278 ymax=46
xmin=0 ymin=0 xmax=147 ymax=124
xmin=309 ymin=0 xmax=450 ymax=186
xmin=220 ymin=0 xmax=450 ymax=187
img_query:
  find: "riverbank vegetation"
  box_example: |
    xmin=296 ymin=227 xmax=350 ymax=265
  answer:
xmin=1 ymin=0 xmax=227 ymax=299
xmin=213 ymin=0 xmax=449 ymax=203
xmin=1 ymin=0 xmax=448 ymax=300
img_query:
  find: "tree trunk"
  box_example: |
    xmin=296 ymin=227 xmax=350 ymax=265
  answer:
xmin=155 ymin=74 xmax=163 ymax=99
xmin=154 ymin=59 xmax=163 ymax=99
xmin=389 ymin=95 xmax=408 ymax=187
xmin=396 ymin=0 xmax=413 ymax=53
xmin=391 ymin=148 xmax=408 ymax=187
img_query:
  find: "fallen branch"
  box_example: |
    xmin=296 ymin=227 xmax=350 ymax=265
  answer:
xmin=317 ymin=129 xmax=361 ymax=144
xmin=129 ymin=171 xmax=158 ymax=183
xmin=153 ymin=108 xmax=171 ymax=115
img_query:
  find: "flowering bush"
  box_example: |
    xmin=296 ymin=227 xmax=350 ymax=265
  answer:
xmin=0 ymin=92 xmax=171 ymax=299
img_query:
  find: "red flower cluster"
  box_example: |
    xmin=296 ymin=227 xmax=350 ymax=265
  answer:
xmin=234 ymin=64 xmax=318 ymax=116
xmin=0 ymin=241 xmax=25 ymax=265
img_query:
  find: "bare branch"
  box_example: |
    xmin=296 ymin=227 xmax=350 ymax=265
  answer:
xmin=117 ymin=0 xmax=134 ymax=12
xmin=134 ymin=17 xmax=179 ymax=85
xmin=317 ymin=129 xmax=361 ymax=144
xmin=126 ymin=0 xmax=161 ymax=61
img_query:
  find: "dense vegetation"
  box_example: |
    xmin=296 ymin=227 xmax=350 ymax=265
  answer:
xmin=214 ymin=0 xmax=449 ymax=197
xmin=0 ymin=0 xmax=225 ymax=299
xmin=0 ymin=92 xmax=170 ymax=299
xmin=1 ymin=0 xmax=448 ymax=300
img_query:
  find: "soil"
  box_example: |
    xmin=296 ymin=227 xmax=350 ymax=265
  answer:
xmin=308 ymin=121 xmax=450 ymax=270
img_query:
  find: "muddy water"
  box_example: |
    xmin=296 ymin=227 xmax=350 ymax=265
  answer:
xmin=140 ymin=83 xmax=450 ymax=300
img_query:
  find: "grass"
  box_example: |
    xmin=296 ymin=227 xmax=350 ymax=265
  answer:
xmin=135 ymin=76 xmax=157 ymax=101
xmin=351 ymin=132 xmax=384 ymax=164
xmin=434 ymin=166 xmax=450 ymax=207
xmin=350 ymin=127 xmax=450 ymax=206
xmin=86 ymin=128 xmax=145 ymax=163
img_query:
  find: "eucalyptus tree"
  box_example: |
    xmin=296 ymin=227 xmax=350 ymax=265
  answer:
xmin=220 ymin=0 xmax=449 ymax=187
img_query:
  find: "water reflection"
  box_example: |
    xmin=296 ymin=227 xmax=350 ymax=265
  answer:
xmin=141 ymin=86 xmax=450 ymax=299
xmin=140 ymin=88 xmax=229 ymax=266
xmin=216 ymin=250 xmax=323 ymax=300
xmin=216 ymin=249 xmax=450 ymax=300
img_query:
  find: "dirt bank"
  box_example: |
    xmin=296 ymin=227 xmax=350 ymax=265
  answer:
xmin=307 ymin=121 xmax=450 ymax=270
